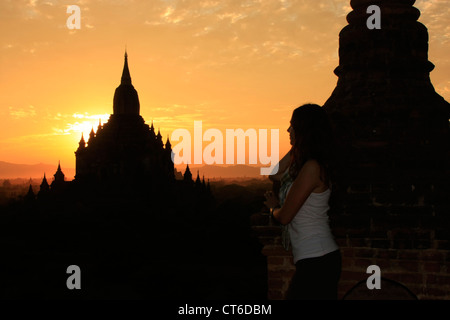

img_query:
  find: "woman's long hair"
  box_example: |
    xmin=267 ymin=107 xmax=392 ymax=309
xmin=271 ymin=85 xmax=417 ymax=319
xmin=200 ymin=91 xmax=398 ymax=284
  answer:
xmin=289 ymin=104 xmax=335 ymax=185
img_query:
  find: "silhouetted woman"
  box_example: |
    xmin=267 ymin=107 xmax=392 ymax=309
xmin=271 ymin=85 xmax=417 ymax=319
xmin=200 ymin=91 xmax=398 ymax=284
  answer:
xmin=264 ymin=103 xmax=341 ymax=300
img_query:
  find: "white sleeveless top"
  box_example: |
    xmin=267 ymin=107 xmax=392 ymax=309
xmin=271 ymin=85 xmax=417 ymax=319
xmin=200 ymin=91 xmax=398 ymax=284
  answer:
xmin=287 ymin=187 xmax=338 ymax=263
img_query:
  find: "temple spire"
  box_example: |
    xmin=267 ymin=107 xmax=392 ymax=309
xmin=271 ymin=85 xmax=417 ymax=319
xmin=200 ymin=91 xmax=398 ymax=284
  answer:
xmin=184 ymin=164 xmax=193 ymax=182
xmin=165 ymin=135 xmax=171 ymax=149
xmin=121 ymin=50 xmax=132 ymax=85
xmin=78 ymin=133 xmax=86 ymax=149
xmin=89 ymin=127 xmax=95 ymax=144
xmin=25 ymin=184 xmax=35 ymax=202
xmin=113 ymin=50 xmax=140 ymax=115
xmin=195 ymin=170 xmax=202 ymax=187
xmin=54 ymin=161 xmax=65 ymax=183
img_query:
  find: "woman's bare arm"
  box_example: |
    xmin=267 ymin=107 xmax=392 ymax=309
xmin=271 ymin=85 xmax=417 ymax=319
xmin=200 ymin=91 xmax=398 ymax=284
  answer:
xmin=272 ymin=160 xmax=322 ymax=225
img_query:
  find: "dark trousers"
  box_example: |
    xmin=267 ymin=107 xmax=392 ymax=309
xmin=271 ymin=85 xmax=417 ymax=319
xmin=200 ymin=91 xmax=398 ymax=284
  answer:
xmin=285 ymin=249 xmax=342 ymax=300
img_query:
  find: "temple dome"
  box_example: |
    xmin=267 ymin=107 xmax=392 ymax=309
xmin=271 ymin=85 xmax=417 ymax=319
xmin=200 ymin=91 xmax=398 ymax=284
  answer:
xmin=113 ymin=85 xmax=140 ymax=115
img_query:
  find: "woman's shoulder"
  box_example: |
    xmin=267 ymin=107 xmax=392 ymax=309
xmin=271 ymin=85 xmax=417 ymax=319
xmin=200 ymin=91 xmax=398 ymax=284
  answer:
xmin=300 ymin=159 xmax=329 ymax=190
xmin=301 ymin=159 xmax=322 ymax=173
xmin=296 ymin=159 xmax=325 ymax=185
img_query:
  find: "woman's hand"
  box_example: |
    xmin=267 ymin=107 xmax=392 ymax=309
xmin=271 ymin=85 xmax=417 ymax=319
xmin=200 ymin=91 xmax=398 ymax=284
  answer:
xmin=264 ymin=191 xmax=279 ymax=210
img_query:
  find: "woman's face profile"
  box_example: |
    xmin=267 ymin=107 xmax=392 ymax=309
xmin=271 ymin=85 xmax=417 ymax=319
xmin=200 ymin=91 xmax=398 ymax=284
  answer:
xmin=288 ymin=120 xmax=295 ymax=146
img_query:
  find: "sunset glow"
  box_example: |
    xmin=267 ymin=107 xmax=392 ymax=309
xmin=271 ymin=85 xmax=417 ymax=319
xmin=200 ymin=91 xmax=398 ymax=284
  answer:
xmin=1 ymin=0 xmax=449 ymax=176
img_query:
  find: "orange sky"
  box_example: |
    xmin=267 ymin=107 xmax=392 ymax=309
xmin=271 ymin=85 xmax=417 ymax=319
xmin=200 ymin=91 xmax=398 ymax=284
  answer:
xmin=1 ymin=0 xmax=449 ymax=176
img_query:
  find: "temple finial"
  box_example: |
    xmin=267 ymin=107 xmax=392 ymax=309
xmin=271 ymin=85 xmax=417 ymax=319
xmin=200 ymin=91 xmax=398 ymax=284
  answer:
xmin=121 ymin=50 xmax=131 ymax=85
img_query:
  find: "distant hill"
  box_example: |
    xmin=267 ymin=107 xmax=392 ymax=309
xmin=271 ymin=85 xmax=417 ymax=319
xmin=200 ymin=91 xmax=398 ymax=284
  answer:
xmin=0 ymin=161 xmax=267 ymax=180
xmin=0 ymin=161 xmax=75 ymax=180
xmin=180 ymin=164 xmax=268 ymax=179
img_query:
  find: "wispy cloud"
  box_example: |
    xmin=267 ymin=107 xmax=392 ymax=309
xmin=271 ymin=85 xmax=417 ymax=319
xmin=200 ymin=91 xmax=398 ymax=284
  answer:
xmin=416 ymin=0 xmax=450 ymax=44
xmin=15 ymin=111 xmax=112 ymax=140
xmin=8 ymin=106 xmax=37 ymax=119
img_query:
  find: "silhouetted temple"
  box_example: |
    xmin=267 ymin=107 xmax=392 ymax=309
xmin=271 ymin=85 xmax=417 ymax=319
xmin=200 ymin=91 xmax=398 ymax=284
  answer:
xmin=324 ymin=0 xmax=450 ymax=180
xmin=33 ymin=52 xmax=206 ymax=200
xmin=74 ymin=51 xmax=175 ymax=189
xmin=322 ymin=1 xmax=450 ymax=299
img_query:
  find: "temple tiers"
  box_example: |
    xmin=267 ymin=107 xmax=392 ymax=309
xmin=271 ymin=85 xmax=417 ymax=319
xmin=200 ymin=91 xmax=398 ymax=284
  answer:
xmin=323 ymin=0 xmax=450 ymax=299
xmin=323 ymin=0 xmax=450 ymax=184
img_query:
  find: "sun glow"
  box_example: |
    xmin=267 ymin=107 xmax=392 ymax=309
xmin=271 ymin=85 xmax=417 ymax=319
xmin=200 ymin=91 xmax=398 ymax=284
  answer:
xmin=0 ymin=1 xmax=448 ymax=169
xmin=67 ymin=113 xmax=111 ymax=143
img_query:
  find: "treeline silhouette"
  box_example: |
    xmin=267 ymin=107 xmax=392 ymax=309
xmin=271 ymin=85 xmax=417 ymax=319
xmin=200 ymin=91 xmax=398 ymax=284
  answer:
xmin=0 ymin=178 xmax=269 ymax=299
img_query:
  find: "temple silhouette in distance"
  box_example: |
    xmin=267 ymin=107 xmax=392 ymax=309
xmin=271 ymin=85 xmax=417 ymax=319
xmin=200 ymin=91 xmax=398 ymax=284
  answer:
xmin=75 ymin=51 xmax=175 ymax=190
xmin=35 ymin=51 xmax=210 ymax=199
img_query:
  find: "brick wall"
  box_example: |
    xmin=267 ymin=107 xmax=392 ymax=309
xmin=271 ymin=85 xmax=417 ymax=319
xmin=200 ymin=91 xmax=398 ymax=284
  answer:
xmin=251 ymin=179 xmax=450 ymax=300
xmin=251 ymin=213 xmax=294 ymax=300
xmin=332 ymin=180 xmax=450 ymax=300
